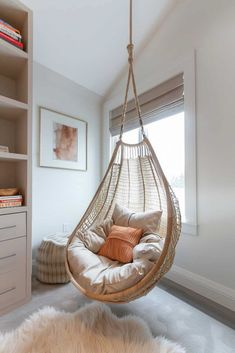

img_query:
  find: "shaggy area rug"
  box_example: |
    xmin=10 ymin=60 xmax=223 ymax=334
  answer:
xmin=0 ymin=303 xmax=185 ymax=353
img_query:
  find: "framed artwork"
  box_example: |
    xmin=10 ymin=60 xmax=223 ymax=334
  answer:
xmin=40 ymin=107 xmax=87 ymax=171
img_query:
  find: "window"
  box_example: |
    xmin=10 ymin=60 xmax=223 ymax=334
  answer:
xmin=146 ymin=113 xmax=185 ymax=219
xmin=111 ymin=112 xmax=186 ymax=220
xmin=108 ymin=66 xmax=197 ymax=235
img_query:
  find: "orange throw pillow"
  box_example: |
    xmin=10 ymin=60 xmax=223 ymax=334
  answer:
xmin=98 ymin=225 xmax=143 ymax=264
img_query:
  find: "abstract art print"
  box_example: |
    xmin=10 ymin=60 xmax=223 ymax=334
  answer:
xmin=40 ymin=108 xmax=87 ymax=170
xmin=53 ymin=123 xmax=78 ymax=162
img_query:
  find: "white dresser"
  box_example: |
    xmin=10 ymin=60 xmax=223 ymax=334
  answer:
xmin=0 ymin=211 xmax=30 ymax=315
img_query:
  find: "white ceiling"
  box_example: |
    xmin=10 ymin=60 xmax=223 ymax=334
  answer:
xmin=21 ymin=0 xmax=177 ymax=97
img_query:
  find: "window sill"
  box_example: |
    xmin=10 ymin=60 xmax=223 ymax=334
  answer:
xmin=181 ymin=222 xmax=198 ymax=236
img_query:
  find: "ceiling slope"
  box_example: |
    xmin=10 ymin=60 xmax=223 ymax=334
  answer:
xmin=21 ymin=0 xmax=178 ymax=96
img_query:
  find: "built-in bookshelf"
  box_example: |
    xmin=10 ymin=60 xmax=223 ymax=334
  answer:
xmin=0 ymin=0 xmax=32 ymax=315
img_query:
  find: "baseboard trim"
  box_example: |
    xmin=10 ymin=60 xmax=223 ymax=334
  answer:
xmin=165 ymin=265 xmax=235 ymax=311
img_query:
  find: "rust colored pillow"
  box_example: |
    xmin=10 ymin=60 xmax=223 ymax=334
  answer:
xmin=98 ymin=225 xmax=143 ymax=264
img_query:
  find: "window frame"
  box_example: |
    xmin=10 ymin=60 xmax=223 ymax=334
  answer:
xmin=103 ymin=52 xmax=197 ymax=235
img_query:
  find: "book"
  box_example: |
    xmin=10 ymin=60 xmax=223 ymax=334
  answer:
xmin=0 ymin=19 xmax=21 ymax=34
xmin=0 ymin=31 xmax=23 ymax=49
xmin=0 ymin=195 xmax=23 ymax=201
xmin=0 ymin=145 xmax=9 ymax=153
xmin=0 ymin=201 xmax=22 ymax=208
xmin=0 ymin=25 xmax=22 ymax=42
xmin=0 ymin=195 xmax=23 ymax=208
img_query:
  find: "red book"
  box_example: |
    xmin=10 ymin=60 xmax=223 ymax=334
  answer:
xmin=0 ymin=201 xmax=22 ymax=208
xmin=0 ymin=31 xmax=23 ymax=49
xmin=0 ymin=199 xmax=22 ymax=203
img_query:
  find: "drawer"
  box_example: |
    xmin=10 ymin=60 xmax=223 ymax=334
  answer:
xmin=0 ymin=237 xmax=26 ymax=275
xmin=0 ymin=213 xmax=26 ymax=242
xmin=0 ymin=238 xmax=26 ymax=311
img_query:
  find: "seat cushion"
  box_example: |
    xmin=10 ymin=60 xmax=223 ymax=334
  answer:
xmin=77 ymin=218 xmax=113 ymax=253
xmin=68 ymin=209 xmax=164 ymax=295
xmin=98 ymin=225 xmax=143 ymax=263
xmin=68 ymin=236 xmax=154 ymax=295
xmin=112 ymin=203 xmax=162 ymax=234
xmin=133 ymin=241 xmax=164 ymax=262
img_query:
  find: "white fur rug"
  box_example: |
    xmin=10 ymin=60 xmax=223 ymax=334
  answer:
xmin=0 ymin=303 xmax=185 ymax=353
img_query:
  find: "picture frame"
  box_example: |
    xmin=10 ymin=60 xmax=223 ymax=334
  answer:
xmin=40 ymin=107 xmax=87 ymax=171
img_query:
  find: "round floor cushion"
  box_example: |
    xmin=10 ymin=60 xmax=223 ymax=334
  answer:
xmin=36 ymin=233 xmax=70 ymax=284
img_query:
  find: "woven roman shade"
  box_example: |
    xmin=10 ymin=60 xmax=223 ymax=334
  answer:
xmin=110 ymin=73 xmax=184 ymax=136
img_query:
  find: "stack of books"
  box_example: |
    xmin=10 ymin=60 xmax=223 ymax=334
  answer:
xmin=0 ymin=195 xmax=23 ymax=208
xmin=0 ymin=145 xmax=9 ymax=153
xmin=0 ymin=19 xmax=23 ymax=49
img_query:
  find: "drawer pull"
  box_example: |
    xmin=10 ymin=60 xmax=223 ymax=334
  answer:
xmin=0 ymin=287 xmax=16 ymax=296
xmin=0 ymin=254 xmax=16 ymax=261
xmin=0 ymin=225 xmax=16 ymax=231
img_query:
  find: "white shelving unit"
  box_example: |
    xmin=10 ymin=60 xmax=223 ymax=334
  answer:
xmin=0 ymin=205 xmax=28 ymax=216
xmin=0 ymin=94 xmax=28 ymax=109
xmin=0 ymin=152 xmax=28 ymax=161
xmin=0 ymin=0 xmax=32 ymax=315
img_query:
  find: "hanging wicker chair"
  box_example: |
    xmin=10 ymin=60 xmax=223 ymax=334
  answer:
xmin=65 ymin=0 xmax=181 ymax=303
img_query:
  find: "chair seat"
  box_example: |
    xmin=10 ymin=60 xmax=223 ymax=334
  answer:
xmin=68 ymin=231 xmax=163 ymax=295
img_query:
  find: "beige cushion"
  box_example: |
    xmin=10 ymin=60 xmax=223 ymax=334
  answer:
xmin=77 ymin=218 xmax=113 ymax=253
xmin=68 ymin=207 xmax=164 ymax=295
xmin=133 ymin=233 xmax=164 ymax=262
xmin=68 ymin=236 xmax=153 ymax=295
xmin=140 ymin=233 xmax=162 ymax=243
xmin=133 ymin=241 xmax=164 ymax=262
xmin=112 ymin=203 xmax=162 ymax=234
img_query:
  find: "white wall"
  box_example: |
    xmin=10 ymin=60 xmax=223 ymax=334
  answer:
xmin=32 ymin=63 xmax=102 ymax=256
xmin=102 ymin=0 xmax=235 ymax=309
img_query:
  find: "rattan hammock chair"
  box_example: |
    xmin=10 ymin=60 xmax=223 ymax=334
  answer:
xmin=65 ymin=0 xmax=181 ymax=303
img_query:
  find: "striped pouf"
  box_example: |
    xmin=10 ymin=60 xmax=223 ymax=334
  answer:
xmin=36 ymin=233 xmax=70 ymax=284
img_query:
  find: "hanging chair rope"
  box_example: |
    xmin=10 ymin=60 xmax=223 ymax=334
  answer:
xmin=119 ymin=0 xmax=145 ymax=140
